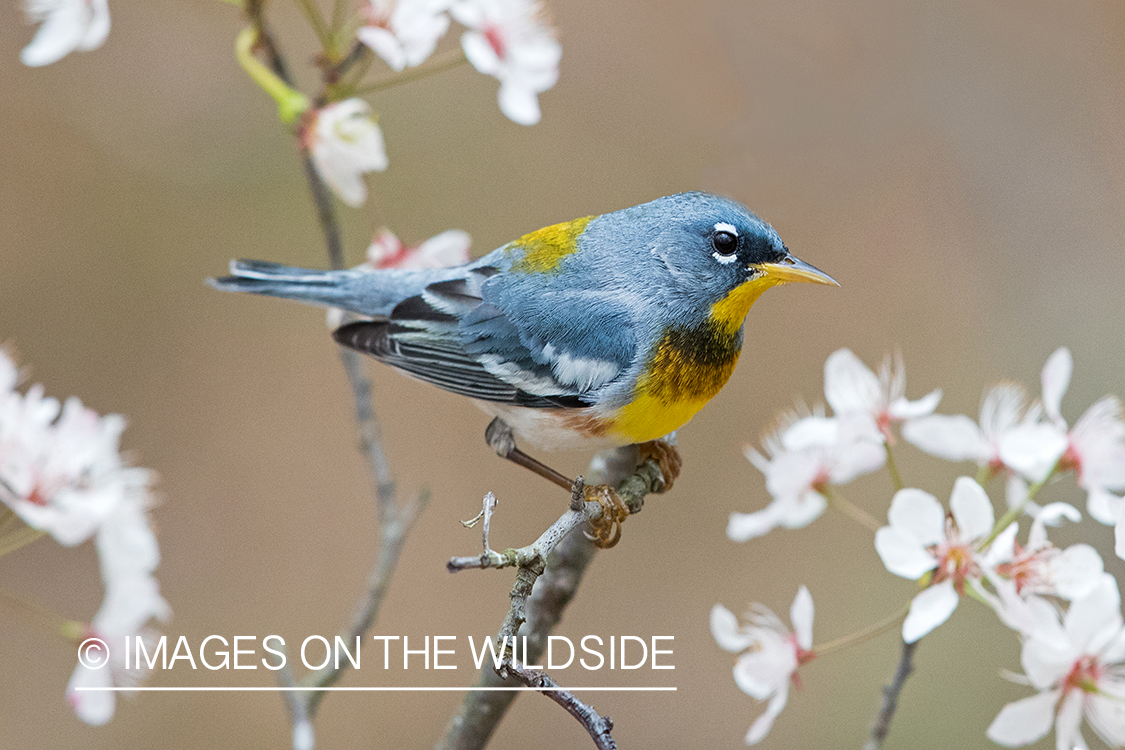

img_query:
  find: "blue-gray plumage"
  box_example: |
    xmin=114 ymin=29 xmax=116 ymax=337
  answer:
xmin=210 ymin=191 xmax=836 ymax=451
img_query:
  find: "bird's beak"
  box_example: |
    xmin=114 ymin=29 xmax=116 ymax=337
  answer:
xmin=754 ymin=254 xmax=839 ymax=286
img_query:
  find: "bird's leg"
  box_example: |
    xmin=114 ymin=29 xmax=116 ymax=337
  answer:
xmin=484 ymin=418 xmax=573 ymax=491
xmin=484 ymin=418 xmax=628 ymax=549
xmin=636 ymin=435 xmax=683 ymax=493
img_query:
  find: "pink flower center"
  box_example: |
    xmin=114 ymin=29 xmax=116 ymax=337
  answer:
xmin=371 ymin=244 xmax=412 ymax=269
xmin=994 ymin=543 xmax=1051 ymax=595
xmin=877 ymin=412 xmax=895 ymax=445
xmin=1063 ymin=655 xmax=1102 ymax=694
xmin=809 ymin=467 xmax=831 ymax=495
xmin=1057 ymin=443 xmax=1082 ymax=481
xmin=987 ymin=456 xmax=1007 ymax=478
xmin=25 ymin=484 xmax=49 ymax=507
xmin=932 ymin=521 xmax=979 ymax=596
xmin=483 ymin=25 xmax=508 ymax=60
xmin=786 ymin=634 xmax=815 ymax=691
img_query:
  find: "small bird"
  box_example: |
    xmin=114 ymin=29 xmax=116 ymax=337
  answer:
xmin=211 ymin=192 xmax=836 ymax=546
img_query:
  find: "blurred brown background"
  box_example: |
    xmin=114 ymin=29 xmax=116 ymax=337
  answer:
xmin=2 ymin=0 xmax=1124 ymax=748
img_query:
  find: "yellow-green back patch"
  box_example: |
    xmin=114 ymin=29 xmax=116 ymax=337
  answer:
xmin=509 ymin=215 xmax=594 ymax=274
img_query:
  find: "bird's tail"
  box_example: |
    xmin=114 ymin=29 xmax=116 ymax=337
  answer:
xmin=209 ymin=259 xmax=412 ymax=316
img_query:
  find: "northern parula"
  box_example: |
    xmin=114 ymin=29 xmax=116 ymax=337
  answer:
xmin=211 ymin=192 xmax=836 ymax=544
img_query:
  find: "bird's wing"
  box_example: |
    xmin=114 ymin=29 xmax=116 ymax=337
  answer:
xmin=333 ymin=266 xmax=636 ymax=408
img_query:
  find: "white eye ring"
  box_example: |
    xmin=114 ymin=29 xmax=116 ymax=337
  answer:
xmin=711 ymin=222 xmax=739 ymax=263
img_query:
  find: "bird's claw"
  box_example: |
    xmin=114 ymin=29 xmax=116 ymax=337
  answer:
xmin=583 ymin=484 xmax=628 ymax=549
xmin=637 ymin=439 xmax=683 ymax=493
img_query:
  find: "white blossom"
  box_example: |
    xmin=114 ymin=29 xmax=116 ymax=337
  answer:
xmin=450 ymin=0 xmax=561 ymax=125
xmin=728 ymin=411 xmax=884 ymax=541
xmin=998 ymin=348 xmax=1125 ymax=522
xmin=20 ymin=0 xmax=109 ymax=67
xmin=0 ymin=357 xmax=152 ymax=547
xmin=984 ymin=502 xmax=1103 ymax=603
xmin=365 ymin=227 xmax=471 ymax=270
xmin=66 ymin=573 xmax=170 ymax=725
xmin=987 ymin=577 xmax=1125 ymax=749
xmin=306 ymin=98 xmax=388 ymax=208
xmin=823 ymin=349 xmax=941 ymax=445
xmin=711 ymin=587 xmax=815 ymax=745
xmin=875 ymin=477 xmax=1007 ymax=642
xmin=358 ymin=0 xmax=451 ymax=72
xmin=903 ymin=382 xmax=1036 ymax=474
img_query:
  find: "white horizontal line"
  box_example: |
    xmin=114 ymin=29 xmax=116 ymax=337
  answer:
xmin=74 ymin=686 xmax=677 ymax=692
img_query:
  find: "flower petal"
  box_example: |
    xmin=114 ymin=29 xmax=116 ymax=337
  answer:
xmin=949 ymin=476 xmax=994 ymax=541
xmin=1050 ymin=544 xmax=1105 ymax=601
xmin=901 ymin=414 xmax=989 ymax=462
xmin=889 ymin=388 xmax=942 ymax=419
xmin=20 ymin=0 xmax=89 ymax=67
xmin=902 ymin=580 xmax=959 ymax=643
xmin=498 ymin=82 xmax=542 ymax=126
xmin=982 ymin=521 xmax=1018 ymax=567
xmin=887 ymin=488 xmax=945 ymax=545
xmin=829 ymin=440 xmax=887 ymax=484
xmin=875 ymin=526 xmax=938 ymax=580
xmin=1086 ymin=692 xmax=1125 ymax=748
xmin=790 ymin=586 xmax=814 ymax=651
xmin=1117 ymin=510 xmax=1125 ymax=562
xmin=1054 ymin=690 xmax=1087 ymax=750
xmin=999 ymin=424 xmax=1069 ymax=483
xmin=711 ymin=604 xmax=753 ymax=653
xmin=776 ymin=490 xmax=828 ymax=530
xmin=727 ymin=506 xmax=783 ymax=542
xmin=824 ymin=348 xmax=881 ymax=416
xmin=1063 ymin=576 xmax=1122 ymax=653
xmin=78 ymin=0 xmax=110 ymax=51
xmin=744 ymin=684 xmax=790 ymax=745
xmin=733 ymin=644 xmax=794 ymax=701
xmin=1029 ymin=502 xmax=1081 ymax=549
xmin=66 ymin=661 xmax=115 ymax=726
xmin=357 ymin=26 xmax=407 ymax=71
xmin=986 ymin=689 xmax=1060 ymax=747
xmin=747 ymin=688 xmax=792 ymax=746
xmin=780 ymin=416 xmax=838 ymax=451
xmin=1041 ymin=347 xmax=1072 ymax=426
xmin=1089 ymin=487 xmax=1124 ymax=526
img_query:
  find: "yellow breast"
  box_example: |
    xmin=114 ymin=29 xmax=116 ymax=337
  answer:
xmin=608 ymin=274 xmax=781 ymax=444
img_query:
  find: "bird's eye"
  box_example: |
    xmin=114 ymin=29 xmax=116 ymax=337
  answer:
xmin=712 ymin=230 xmax=738 ymax=257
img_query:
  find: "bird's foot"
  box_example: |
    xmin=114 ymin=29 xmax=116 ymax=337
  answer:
xmin=583 ymin=484 xmax=629 ymax=549
xmin=637 ymin=438 xmax=683 ymax=493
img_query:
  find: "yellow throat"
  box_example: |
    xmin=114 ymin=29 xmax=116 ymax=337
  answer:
xmin=610 ymin=275 xmax=781 ymax=443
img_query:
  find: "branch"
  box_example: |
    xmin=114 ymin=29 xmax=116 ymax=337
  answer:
xmin=506 ymin=662 xmax=617 ymax=750
xmin=863 ymin=639 xmax=918 ymax=750
xmin=302 ymin=491 xmax=427 ymax=717
xmin=243 ymin=5 xmax=425 ymax=742
xmin=446 ymin=460 xmax=661 ymax=573
xmin=436 ymin=446 xmax=645 ymax=750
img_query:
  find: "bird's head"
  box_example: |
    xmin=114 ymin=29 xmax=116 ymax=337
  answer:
xmin=636 ymin=192 xmax=838 ymax=332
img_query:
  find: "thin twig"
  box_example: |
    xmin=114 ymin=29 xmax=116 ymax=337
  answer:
xmin=436 ymin=446 xmax=643 ymax=750
xmin=355 ymin=48 xmax=469 ymax=95
xmin=295 ymin=0 xmax=334 ymax=51
xmin=244 ymin=4 xmax=424 ymax=742
xmin=506 ymin=662 xmax=617 ymax=750
xmin=304 ymin=492 xmax=427 ymax=715
xmin=825 ymin=488 xmax=881 ymax=533
xmin=863 ymin=639 xmax=918 ymax=750
xmin=446 ymin=462 xmax=661 ymax=573
xmin=883 ymin=443 xmax=904 ymax=493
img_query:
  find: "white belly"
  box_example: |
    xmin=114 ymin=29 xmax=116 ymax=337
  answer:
xmin=472 ymin=401 xmax=627 ymax=452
